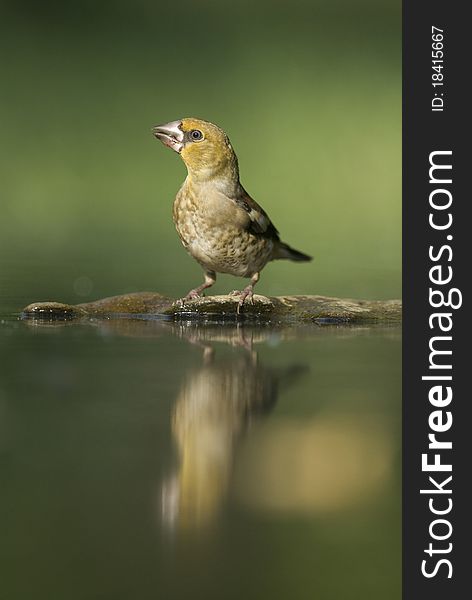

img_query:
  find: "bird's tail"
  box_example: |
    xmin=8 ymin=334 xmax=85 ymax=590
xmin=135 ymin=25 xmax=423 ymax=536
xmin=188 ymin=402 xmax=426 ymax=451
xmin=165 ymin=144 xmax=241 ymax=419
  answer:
xmin=274 ymin=242 xmax=312 ymax=262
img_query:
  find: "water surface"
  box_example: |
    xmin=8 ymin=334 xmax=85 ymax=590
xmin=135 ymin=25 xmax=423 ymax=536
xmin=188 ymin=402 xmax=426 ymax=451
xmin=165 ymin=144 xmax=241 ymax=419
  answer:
xmin=1 ymin=314 xmax=401 ymax=600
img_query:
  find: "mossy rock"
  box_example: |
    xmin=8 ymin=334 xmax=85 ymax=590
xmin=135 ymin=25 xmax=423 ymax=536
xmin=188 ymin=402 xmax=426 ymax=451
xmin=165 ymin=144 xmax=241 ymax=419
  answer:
xmin=21 ymin=292 xmax=401 ymax=325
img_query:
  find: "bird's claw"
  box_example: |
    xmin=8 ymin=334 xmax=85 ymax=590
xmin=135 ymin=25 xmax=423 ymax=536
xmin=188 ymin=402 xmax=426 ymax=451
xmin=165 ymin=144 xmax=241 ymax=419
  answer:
xmin=185 ymin=290 xmax=204 ymax=300
xmin=174 ymin=289 xmax=204 ymax=307
xmin=181 ymin=289 xmax=205 ymax=304
xmin=234 ymin=287 xmax=254 ymax=314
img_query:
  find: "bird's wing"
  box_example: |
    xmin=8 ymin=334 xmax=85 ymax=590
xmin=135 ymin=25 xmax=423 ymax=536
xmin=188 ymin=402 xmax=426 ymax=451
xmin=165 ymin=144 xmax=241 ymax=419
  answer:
xmin=234 ymin=187 xmax=280 ymax=239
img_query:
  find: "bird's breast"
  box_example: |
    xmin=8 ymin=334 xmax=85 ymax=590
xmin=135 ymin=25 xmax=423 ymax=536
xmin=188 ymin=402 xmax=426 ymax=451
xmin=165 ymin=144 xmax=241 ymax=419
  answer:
xmin=172 ymin=184 xmax=273 ymax=277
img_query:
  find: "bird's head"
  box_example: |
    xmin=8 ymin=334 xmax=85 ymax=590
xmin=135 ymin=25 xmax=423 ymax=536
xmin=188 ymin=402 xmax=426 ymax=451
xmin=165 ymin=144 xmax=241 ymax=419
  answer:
xmin=152 ymin=118 xmax=239 ymax=182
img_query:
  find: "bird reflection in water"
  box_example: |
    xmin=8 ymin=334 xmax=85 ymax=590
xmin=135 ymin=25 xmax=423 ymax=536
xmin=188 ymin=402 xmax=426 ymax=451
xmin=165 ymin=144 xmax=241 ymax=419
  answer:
xmin=21 ymin=317 xmax=395 ymax=532
xmin=161 ymin=324 xmax=307 ymax=533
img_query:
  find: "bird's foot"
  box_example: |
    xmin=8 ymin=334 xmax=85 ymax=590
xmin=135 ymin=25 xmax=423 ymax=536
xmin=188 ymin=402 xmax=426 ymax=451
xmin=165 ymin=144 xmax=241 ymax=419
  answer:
xmin=185 ymin=289 xmax=205 ymax=301
xmin=231 ymin=286 xmax=254 ymax=314
xmin=174 ymin=289 xmax=204 ymax=307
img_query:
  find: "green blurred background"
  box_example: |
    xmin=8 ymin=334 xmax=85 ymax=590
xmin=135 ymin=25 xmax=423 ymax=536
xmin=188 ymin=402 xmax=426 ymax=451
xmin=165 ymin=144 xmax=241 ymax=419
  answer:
xmin=0 ymin=0 xmax=400 ymax=312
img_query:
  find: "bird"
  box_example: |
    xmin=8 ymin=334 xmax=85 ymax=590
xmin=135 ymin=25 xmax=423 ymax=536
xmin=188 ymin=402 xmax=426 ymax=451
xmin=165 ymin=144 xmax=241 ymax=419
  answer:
xmin=152 ymin=118 xmax=312 ymax=308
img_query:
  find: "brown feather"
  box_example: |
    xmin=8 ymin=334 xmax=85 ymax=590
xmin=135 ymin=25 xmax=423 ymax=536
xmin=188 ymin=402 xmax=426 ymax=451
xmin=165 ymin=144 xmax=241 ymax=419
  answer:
xmin=234 ymin=186 xmax=280 ymax=240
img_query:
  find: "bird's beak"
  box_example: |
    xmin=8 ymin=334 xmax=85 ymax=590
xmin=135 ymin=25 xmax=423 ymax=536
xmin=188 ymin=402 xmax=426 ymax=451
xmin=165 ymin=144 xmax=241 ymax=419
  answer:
xmin=152 ymin=120 xmax=184 ymax=153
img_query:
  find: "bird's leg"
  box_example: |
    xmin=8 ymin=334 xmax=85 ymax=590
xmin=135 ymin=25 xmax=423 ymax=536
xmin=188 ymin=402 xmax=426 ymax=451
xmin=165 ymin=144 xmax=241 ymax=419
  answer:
xmin=182 ymin=270 xmax=216 ymax=302
xmin=233 ymin=272 xmax=260 ymax=314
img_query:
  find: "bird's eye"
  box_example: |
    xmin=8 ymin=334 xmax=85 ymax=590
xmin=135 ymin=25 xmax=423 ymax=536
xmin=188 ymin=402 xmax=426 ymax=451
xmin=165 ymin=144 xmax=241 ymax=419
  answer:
xmin=190 ymin=129 xmax=203 ymax=141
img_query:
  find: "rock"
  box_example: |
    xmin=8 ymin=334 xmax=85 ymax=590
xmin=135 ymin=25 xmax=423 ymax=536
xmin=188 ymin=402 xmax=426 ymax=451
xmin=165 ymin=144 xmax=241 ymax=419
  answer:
xmin=21 ymin=301 xmax=87 ymax=320
xmin=21 ymin=291 xmax=401 ymax=324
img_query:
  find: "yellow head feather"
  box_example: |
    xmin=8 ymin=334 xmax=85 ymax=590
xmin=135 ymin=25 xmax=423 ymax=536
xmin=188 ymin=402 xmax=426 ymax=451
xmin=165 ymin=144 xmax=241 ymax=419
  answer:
xmin=179 ymin=118 xmax=239 ymax=181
